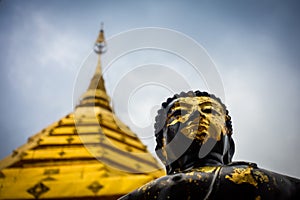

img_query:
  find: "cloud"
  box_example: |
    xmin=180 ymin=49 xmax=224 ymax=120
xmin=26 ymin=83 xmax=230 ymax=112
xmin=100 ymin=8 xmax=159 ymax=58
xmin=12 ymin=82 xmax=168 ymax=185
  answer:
xmin=32 ymin=13 xmax=84 ymax=69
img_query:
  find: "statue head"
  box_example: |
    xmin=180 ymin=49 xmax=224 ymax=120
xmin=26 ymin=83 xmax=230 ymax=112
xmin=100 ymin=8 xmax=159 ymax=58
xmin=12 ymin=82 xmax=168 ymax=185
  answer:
xmin=154 ymin=91 xmax=234 ymax=174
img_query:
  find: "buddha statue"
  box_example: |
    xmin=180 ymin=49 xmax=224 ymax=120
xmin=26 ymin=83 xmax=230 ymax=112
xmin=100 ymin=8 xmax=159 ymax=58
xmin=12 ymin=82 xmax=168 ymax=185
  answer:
xmin=119 ymin=91 xmax=300 ymax=200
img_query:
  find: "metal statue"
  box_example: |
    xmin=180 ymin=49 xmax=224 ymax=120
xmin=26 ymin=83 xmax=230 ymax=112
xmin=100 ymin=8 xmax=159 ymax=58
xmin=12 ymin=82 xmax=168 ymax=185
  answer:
xmin=119 ymin=91 xmax=300 ymax=200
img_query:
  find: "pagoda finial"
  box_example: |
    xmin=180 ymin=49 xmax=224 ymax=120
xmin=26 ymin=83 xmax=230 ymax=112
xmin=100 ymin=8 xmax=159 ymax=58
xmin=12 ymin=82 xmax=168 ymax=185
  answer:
xmin=78 ymin=25 xmax=110 ymax=109
xmin=94 ymin=23 xmax=107 ymax=54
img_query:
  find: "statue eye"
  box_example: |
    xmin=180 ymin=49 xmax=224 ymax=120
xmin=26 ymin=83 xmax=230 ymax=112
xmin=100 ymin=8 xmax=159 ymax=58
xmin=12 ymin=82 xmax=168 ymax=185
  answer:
xmin=202 ymin=108 xmax=212 ymax=113
xmin=167 ymin=109 xmax=189 ymax=123
xmin=180 ymin=110 xmax=188 ymax=116
xmin=172 ymin=110 xmax=182 ymax=117
xmin=202 ymin=108 xmax=219 ymax=116
xmin=170 ymin=109 xmax=188 ymax=117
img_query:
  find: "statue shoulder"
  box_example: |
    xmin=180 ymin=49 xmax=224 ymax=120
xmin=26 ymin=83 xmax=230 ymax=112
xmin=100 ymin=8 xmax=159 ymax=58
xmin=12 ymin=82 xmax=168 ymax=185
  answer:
xmin=217 ymin=162 xmax=300 ymax=200
xmin=119 ymin=166 xmax=219 ymax=200
xmin=119 ymin=164 xmax=300 ymax=200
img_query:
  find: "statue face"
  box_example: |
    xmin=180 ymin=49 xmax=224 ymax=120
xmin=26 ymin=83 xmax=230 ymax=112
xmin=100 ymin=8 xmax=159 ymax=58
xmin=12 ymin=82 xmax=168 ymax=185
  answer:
xmin=165 ymin=96 xmax=227 ymax=144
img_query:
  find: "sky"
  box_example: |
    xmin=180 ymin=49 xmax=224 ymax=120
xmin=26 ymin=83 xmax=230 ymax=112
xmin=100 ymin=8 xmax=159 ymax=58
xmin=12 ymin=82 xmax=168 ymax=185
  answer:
xmin=0 ymin=0 xmax=299 ymax=178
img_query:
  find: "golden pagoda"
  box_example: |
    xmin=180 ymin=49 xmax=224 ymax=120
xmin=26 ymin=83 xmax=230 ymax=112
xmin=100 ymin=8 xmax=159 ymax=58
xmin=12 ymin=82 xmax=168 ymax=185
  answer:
xmin=0 ymin=27 xmax=164 ymax=199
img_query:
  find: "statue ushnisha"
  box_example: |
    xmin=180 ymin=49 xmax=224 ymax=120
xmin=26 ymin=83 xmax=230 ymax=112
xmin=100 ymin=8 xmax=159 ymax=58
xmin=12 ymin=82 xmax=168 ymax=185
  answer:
xmin=119 ymin=91 xmax=300 ymax=200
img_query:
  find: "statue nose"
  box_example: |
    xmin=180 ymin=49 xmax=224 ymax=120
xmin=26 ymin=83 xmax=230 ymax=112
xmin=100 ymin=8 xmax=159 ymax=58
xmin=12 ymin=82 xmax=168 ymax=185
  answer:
xmin=190 ymin=109 xmax=206 ymax=121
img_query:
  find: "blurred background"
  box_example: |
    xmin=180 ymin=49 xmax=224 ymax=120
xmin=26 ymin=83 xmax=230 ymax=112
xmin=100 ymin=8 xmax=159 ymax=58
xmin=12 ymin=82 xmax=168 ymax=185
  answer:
xmin=0 ymin=0 xmax=299 ymax=178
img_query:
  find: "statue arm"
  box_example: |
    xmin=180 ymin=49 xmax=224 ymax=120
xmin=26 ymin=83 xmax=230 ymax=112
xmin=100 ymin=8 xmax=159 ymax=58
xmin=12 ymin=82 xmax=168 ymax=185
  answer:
xmin=118 ymin=172 xmax=214 ymax=200
xmin=118 ymin=177 xmax=165 ymax=200
xmin=257 ymin=168 xmax=300 ymax=200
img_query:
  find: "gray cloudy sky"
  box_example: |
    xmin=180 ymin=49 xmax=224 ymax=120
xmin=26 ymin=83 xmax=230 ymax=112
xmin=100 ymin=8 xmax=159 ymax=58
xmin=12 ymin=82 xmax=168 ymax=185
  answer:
xmin=0 ymin=0 xmax=299 ymax=178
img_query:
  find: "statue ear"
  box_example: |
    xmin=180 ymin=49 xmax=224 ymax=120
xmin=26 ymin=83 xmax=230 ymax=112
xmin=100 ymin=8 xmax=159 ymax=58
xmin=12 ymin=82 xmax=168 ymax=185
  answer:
xmin=222 ymin=135 xmax=235 ymax=164
xmin=155 ymin=148 xmax=167 ymax=165
xmin=155 ymin=129 xmax=169 ymax=166
xmin=155 ymin=144 xmax=167 ymax=165
xmin=227 ymin=136 xmax=235 ymax=163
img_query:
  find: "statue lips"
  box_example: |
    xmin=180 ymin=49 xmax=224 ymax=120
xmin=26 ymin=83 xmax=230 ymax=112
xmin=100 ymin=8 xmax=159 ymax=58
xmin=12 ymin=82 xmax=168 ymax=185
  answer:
xmin=180 ymin=121 xmax=209 ymax=142
xmin=180 ymin=118 xmax=222 ymax=143
xmin=195 ymin=125 xmax=209 ymax=142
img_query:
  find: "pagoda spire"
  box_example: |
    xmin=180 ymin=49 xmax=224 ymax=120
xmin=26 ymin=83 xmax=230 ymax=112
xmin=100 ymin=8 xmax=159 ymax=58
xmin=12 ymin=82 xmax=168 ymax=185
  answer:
xmin=88 ymin=23 xmax=107 ymax=91
xmin=87 ymin=56 xmax=106 ymax=91
xmin=94 ymin=22 xmax=107 ymax=54
xmin=78 ymin=26 xmax=111 ymax=109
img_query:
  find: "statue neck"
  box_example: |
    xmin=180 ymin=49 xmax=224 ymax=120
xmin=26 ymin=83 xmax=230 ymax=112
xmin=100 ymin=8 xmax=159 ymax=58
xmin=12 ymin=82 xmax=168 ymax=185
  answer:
xmin=167 ymin=151 xmax=224 ymax=174
xmin=166 ymin=136 xmax=232 ymax=175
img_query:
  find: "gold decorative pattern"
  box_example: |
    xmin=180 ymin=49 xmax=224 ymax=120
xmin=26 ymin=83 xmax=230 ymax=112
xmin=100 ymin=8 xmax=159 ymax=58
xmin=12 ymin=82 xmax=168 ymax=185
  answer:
xmin=58 ymin=150 xmax=66 ymax=157
xmin=27 ymin=182 xmax=50 ymax=199
xmin=87 ymin=181 xmax=103 ymax=194
xmin=41 ymin=176 xmax=57 ymax=181
xmin=66 ymin=137 xmax=74 ymax=143
xmin=43 ymin=169 xmax=59 ymax=175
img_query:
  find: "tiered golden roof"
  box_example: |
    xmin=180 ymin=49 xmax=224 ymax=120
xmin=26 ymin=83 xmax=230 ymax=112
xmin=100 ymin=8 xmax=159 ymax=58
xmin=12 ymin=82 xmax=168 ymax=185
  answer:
xmin=0 ymin=28 xmax=164 ymax=199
